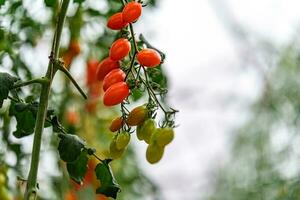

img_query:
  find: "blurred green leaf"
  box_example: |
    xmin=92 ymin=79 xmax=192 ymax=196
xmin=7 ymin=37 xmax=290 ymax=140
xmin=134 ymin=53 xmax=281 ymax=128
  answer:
xmin=67 ymin=150 xmax=89 ymax=184
xmin=0 ymin=72 xmax=19 ymax=108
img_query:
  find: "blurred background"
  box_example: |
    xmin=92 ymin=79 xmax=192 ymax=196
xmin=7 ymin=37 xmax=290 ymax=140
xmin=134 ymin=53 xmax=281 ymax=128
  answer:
xmin=2 ymin=0 xmax=300 ymax=199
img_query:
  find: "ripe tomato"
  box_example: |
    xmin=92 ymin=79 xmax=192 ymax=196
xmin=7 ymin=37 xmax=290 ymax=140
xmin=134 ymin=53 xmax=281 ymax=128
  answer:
xmin=146 ymin=143 xmax=164 ymax=164
xmin=96 ymin=57 xmax=120 ymax=81
xmin=109 ymin=117 xmax=123 ymax=132
xmin=122 ymin=2 xmax=142 ymax=23
xmin=137 ymin=49 xmax=161 ymax=67
xmin=109 ymin=38 xmax=131 ymax=61
xmin=103 ymin=69 xmax=126 ymax=91
xmin=103 ymin=82 xmax=130 ymax=106
xmin=63 ymin=51 xmax=74 ymax=69
xmin=116 ymin=132 xmax=131 ymax=150
xmin=69 ymin=39 xmax=81 ymax=56
xmin=86 ymin=59 xmax=100 ymax=86
xmin=127 ymin=105 xmax=147 ymax=126
xmin=107 ymin=12 xmax=128 ymax=30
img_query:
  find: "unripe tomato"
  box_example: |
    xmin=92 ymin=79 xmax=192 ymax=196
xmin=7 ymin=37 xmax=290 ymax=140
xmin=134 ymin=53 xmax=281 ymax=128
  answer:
xmin=109 ymin=38 xmax=131 ymax=61
xmin=137 ymin=49 xmax=162 ymax=67
xmin=109 ymin=117 xmax=123 ymax=132
xmin=146 ymin=143 xmax=164 ymax=164
xmin=103 ymin=69 xmax=126 ymax=91
xmin=127 ymin=105 xmax=147 ymax=126
xmin=103 ymin=82 xmax=130 ymax=106
xmin=116 ymin=131 xmax=131 ymax=150
xmin=109 ymin=139 xmax=125 ymax=159
xmin=153 ymin=127 xmax=174 ymax=147
xmin=0 ymin=174 xmax=6 ymax=187
xmin=107 ymin=12 xmax=128 ymax=30
xmin=122 ymin=2 xmax=142 ymax=23
xmin=69 ymin=39 xmax=81 ymax=56
xmin=86 ymin=59 xmax=100 ymax=86
xmin=96 ymin=57 xmax=120 ymax=81
xmin=136 ymin=119 xmax=156 ymax=143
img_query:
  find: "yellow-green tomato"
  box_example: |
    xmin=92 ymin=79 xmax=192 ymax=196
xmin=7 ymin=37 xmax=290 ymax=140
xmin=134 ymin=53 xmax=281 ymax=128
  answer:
xmin=0 ymin=174 xmax=6 ymax=187
xmin=153 ymin=127 xmax=174 ymax=147
xmin=0 ymin=187 xmax=11 ymax=200
xmin=116 ymin=132 xmax=131 ymax=150
xmin=137 ymin=119 xmax=156 ymax=144
xmin=146 ymin=143 xmax=164 ymax=164
xmin=109 ymin=140 xmax=125 ymax=159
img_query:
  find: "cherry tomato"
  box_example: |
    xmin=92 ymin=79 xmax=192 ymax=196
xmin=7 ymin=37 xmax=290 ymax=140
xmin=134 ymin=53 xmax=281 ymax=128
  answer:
xmin=153 ymin=127 xmax=174 ymax=147
xmin=122 ymin=2 xmax=142 ymax=23
xmin=96 ymin=57 xmax=120 ymax=81
xmin=109 ymin=117 xmax=124 ymax=132
xmin=86 ymin=59 xmax=100 ymax=86
xmin=137 ymin=119 xmax=156 ymax=143
xmin=109 ymin=38 xmax=131 ymax=61
xmin=146 ymin=143 xmax=164 ymax=164
xmin=110 ymin=139 xmax=125 ymax=159
xmin=103 ymin=69 xmax=126 ymax=91
xmin=69 ymin=39 xmax=81 ymax=56
xmin=64 ymin=191 xmax=77 ymax=200
xmin=103 ymin=82 xmax=130 ymax=106
xmin=137 ymin=48 xmax=161 ymax=67
xmin=116 ymin=131 xmax=131 ymax=150
xmin=107 ymin=12 xmax=128 ymax=30
xmin=63 ymin=51 xmax=74 ymax=69
xmin=127 ymin=105 xmax=147 ymax=126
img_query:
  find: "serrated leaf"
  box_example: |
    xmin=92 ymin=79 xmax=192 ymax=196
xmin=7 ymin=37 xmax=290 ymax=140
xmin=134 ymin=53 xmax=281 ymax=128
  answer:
xmin=67 ymin=150 xmax=88 ymax=184
xmin=58 ymin=134 xmax=85 ymax=163
xmin=95 ymin=160 xmax=120 ymax=199
xmin=9 ymin=102 xmax=36 ymax=138
xmin=0 ymin=72 xmax=19 ymax=108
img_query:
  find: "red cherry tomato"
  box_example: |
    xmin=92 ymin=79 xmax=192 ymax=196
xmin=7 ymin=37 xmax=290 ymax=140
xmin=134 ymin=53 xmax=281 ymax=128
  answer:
xmin=96 ymin=57 xmax=120 ymax=81
xmin=86 ymin=59 xmax=100 ymax=85
xmin=109 ymin=38 xmax=131 ymax=61
xmin=103 ymin=82 xmax=129 ymax=106
xmin=122 ymin=2 xmax=142 ymax=23
xmin=137 ymin=49 xmax=161 ymax=67
xmin=107 ymin=12 xmax=128 ymax=30
xmin=103 ymin=69 xmax=126 ymax=91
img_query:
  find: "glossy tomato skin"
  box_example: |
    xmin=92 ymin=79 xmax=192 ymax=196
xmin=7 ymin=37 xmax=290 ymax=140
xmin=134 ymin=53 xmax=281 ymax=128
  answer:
xmin=96 ymin=57 xmax=120 ymax=81
xmin=109 ymin=38 xmax=131 ymax=61
xmin=109 ymin=117 xmax=123 ymax=132
xmin=107 ymin=12 xmax=128 ymax=30
xmin=137 ymin=49 xmax=162 ymax=67
xmin=103 ymin=82 xmax=130 ymax=106
xmin=122 ymin=2 xmax=142 ymax=23
xmin=103 ymin=69 xmax=126 ymax=91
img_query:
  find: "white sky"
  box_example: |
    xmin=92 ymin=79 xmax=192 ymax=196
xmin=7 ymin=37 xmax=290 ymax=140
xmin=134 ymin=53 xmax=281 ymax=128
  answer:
xmin=133 ymin=0 xmax=300 ymax=199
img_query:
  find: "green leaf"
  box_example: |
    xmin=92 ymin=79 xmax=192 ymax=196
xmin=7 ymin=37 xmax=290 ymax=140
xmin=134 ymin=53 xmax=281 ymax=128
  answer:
xmin=95 ymin=160 xmax=120 ymax=199
xmin=9 ymin=102 xmax=36 ymax=138
xmin=58 ymin=133 xmax=86 ymax=163
xmin=0 ymin=0 xmax=6 ymax=7
xmin=0 ymin=72 xmax=19 ymax=108
xmin=44 ymin=0 xmax=57 ymax=7
xmin=74 ymin=0 xmax=85 ymax=3
xmin=67 ymin=150 xmax=88 ymax=184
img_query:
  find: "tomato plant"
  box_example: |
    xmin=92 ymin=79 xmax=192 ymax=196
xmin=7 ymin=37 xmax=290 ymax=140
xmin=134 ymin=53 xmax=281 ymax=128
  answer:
xmin=0 ymin=0 xmax=177 ymax=199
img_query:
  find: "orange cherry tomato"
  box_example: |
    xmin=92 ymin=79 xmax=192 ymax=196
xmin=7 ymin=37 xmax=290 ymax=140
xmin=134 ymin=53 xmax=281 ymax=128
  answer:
xmin=137 ymin=49 xmax=161 ymax=67
xmin=96 ymin=57 xmax=120 ymax=81
xmin=122 ymin=2 xmax=142 ymax=23
xmin=109 ymin=117 xmax=124 ymax=132
xmin=66 ymin=110 xmax=79 ymax=125
xmin=103 ymin=69 xmax=126 ymax=91
xmin=107 ymin=12 xmax=128 ymax=30
xmin=109 ymin=38 xmax=131 ymax=61
xmin=103 ymin=82 xmax=129 ymax=106
xmin=86 ymin=59 xmax=100 ymax=85
xmin=69 ymin=39 xmax=81 ymax=56
xmin=63 ymin=51 xmax=74 ymax=69
xmin=64 ymin=191 xmax=77 ymax=200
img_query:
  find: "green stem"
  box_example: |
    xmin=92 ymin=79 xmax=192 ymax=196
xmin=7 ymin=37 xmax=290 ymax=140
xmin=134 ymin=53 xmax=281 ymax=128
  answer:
xmin=24 ymin=0 xmax=70 ymax=199
xmin=13 ymin=78 xmax=49 ymax=89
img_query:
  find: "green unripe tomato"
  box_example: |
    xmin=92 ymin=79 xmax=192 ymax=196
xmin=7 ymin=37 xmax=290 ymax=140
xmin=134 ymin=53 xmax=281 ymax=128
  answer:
xmin=109 ymin=139 xmax=125 ymax=159
xmin=116 ymin=131 xmax=131 ymax=150
xmin=137 ymin=119 xmax=156 ymax=144
xmin=146 ymin=143 xmax=164 ymax=164
xmin=0 ymin=187 xmax=11 ymax=200
xmin=0 ymin=174 xmax=6 ymax=187
xmin=153 ymin=127 xmax=174 ymax=147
